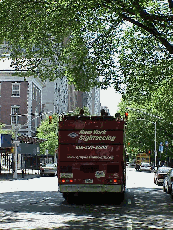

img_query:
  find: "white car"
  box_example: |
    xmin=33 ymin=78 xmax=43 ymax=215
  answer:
xmin=40 ymin=163 xmax=57 ymax=176
xmin=140 ymin=162 xmax=152 ymax=172
xmin=163 ymin=168 xmax=173 ymax=197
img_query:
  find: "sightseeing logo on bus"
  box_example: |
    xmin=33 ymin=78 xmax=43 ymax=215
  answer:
xmin=68 ymin=130 xmax=116 ymax=142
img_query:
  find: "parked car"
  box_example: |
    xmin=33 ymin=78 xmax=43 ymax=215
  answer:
xmin=154 ymin=167 xmax=171 ymax=185
xmin=40 ymin=163 xmax=57 ymax=176
xmin=171 ymin=187 xmax=173 ymax=199
xmin=140 ymin=162 xmax=152 ymax=172
xmin=129 ymin=162 xmax=136 ymax=167
xmin=126 ymin=162 xmax=130 ymax=166
xmin=163 ymin=168 xmax=173 ymax=196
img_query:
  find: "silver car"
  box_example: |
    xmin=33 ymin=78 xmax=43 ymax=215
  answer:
xmin=40 ymin=163 xmax=57 ymax=176
xmin=163 ymin=168 xmax=173 ymax=197
xmin=154 ymin=167 xmax=171 ymax=185
xmin=140 ymin=162 xmax=152 ymax=172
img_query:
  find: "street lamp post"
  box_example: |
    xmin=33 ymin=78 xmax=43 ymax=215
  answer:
xmin=154 ymin=121 xmax=157 ymax=167
xmin=12 ymin=113 xmax=21 ymax=179
xmin=12 ymin=124 xmax=21 ymax=179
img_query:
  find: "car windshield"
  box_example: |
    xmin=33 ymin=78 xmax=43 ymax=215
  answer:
xmin=141 ymin=163 xmax=150 ymax=166
xmin=45 ymin=164 xmax=56 ymax=167
xmin=158 ymin=167 xmax=171 ymax=173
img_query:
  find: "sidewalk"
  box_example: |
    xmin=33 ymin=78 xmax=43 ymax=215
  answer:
xmin=0 ymin=169 xmax=40 ymax=181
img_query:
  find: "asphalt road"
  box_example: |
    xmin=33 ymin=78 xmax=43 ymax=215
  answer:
xmin=0 ymin=168 xmax=173 ymax=230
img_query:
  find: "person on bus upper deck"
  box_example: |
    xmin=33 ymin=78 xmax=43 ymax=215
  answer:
xmin=101 ymin=109 xmax=106 ymax=116
xmin=79 ymin=109 xmax=84 ymax=116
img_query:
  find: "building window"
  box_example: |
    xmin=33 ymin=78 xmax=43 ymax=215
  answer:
xmin=33 ymin=84 xmax=35 ymax=100
xmin=12 ymin=83 xmax=20 ymax=97
xmin=11 ymin=106 xmax=20 ymax=124
xmin=36 ymin=88 xmax=38 ymax=101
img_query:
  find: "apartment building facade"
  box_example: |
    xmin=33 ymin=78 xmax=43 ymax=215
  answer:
xmin=42 ymin=77 xmax=69 ymax=115
xmin=42 ymin=77 xmax=100 ymax=116
xmin=0 ymin=67 xmax=43 ymax=136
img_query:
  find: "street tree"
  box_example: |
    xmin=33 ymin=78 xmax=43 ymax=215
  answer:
xmin=118 ymin=95 xmax=173 ymax=162
xmin=0 ymin=0 xmax=172 ymax=98
xmin=36 ymin=114 xmax=58 ymax=156
xmin=0 ymin=123 xmax=14 ymax=137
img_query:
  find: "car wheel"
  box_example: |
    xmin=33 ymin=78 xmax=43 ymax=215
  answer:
xmin=166 ymin=185 xmax=171 ymax=194
xmin=171 ymin=192 xmax=173 ymax=199
xmin=163 ymin=185 xmax=166 ymax=192
xmin=158 ymin=182 xmax=161 ymax=186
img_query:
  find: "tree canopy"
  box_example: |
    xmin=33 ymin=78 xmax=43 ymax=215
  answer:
xmin=36 ymin=107 xmax=90 ymax=156
xmin=118 ymin=82 xmax=173 ymax=162
xmin=0 ymin=123 xmax=14 ymax=137
xmin=0 ymin=0 xmax=173 ymax=97
xmin=36 ymin=114 xmax=59 ymax=155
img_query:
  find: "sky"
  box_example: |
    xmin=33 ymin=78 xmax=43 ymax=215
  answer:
xmin=0 ymin=58 xmax=14 ymax=70
xmin=100 ymin=86 xmax=122 ymax=116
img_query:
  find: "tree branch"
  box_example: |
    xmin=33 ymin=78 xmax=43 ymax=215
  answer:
xmin=168 ymin=0 xmax=173 ymax=9
xmin=122 ymin=14 xmax=173 ymax=54
xmin=132 ymin=0 xmax=173 ymax=22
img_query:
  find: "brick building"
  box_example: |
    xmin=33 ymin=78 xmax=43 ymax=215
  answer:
xmin=0 ymin=63 xmax=44 ymax=136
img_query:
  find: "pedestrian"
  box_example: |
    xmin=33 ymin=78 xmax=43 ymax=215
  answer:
xmin=22 ymin=169 xmax=24 ymax=178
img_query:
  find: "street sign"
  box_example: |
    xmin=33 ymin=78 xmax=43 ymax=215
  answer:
xmin=13 ymin=141 xmax=20 ymax=144
xmin=159 ymin=142 xmax=164 ymax=153
xmin=0 ymin=134 xmax=12 ymax=147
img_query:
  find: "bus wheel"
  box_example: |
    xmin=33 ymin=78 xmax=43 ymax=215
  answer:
xmin=63 ymin=192 xmax=68 ymax=200
xmin=119 ymin=191 xmax=125 ymax=201
xmin=63 ymin=192 xmax=74 ymax=203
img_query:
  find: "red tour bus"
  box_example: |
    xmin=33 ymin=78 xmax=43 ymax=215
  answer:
xmin=58 ymin=113 xmax=126 ymax=202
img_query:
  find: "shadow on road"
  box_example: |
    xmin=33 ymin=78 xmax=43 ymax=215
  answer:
xmin=0 ymin=187 xmax=173 ymax=229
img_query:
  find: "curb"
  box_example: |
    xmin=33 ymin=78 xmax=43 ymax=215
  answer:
xmin=0 ymin=173 xmax=40 ymax=181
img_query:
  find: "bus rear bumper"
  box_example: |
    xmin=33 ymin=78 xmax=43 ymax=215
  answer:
xmin=59 ymin=184 xmax=124 ymax=193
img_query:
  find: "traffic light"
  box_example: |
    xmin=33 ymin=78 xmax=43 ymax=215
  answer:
xmin=10 ymin=147 xmax=14 ymax=153
xmin=125 ymin=112 xmax=128 ymax=121
xmin=49 ymin=115 xmax=53 ymax=124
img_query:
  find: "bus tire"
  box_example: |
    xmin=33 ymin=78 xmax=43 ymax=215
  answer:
xmin=63 ymin=192 xmax=74 ymax=203
xmin=119 ymin=191 xmax=125 ymax=200
xmin=63 ymin=192 xmax=68 ymax=200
